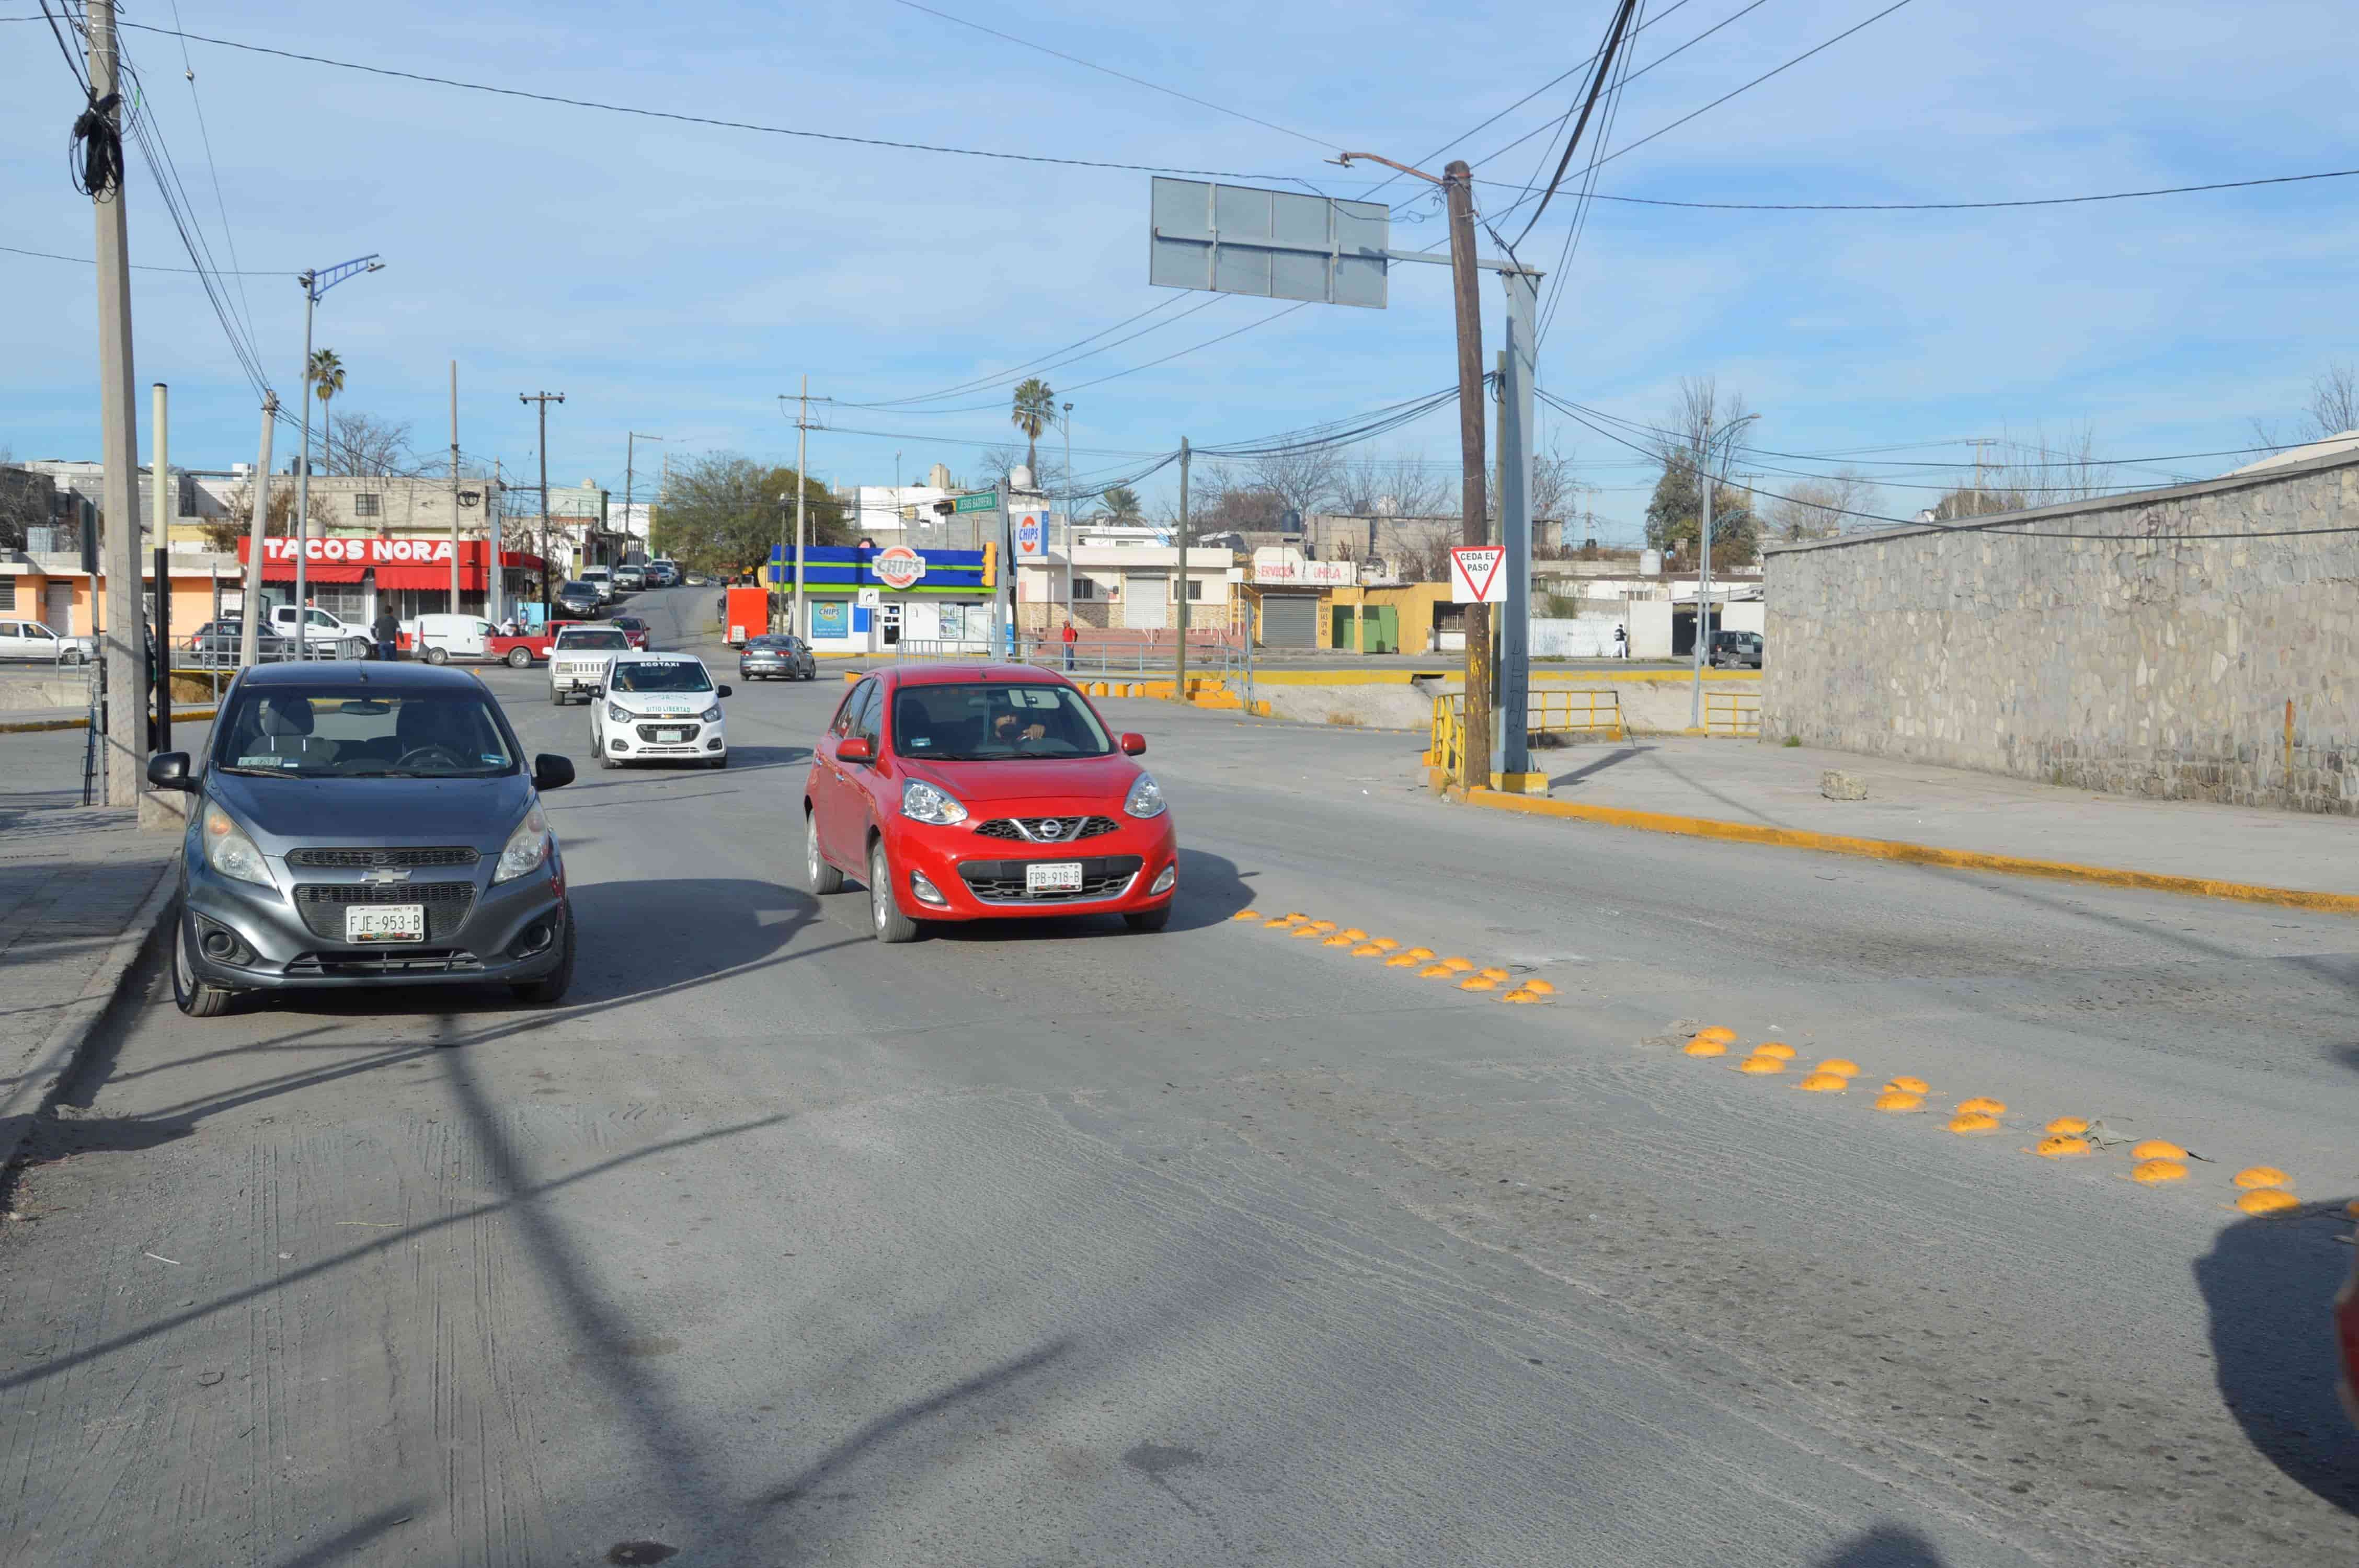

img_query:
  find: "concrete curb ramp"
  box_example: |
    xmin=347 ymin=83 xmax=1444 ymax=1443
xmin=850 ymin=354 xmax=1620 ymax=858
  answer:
xmin=1457 ymin=787 xmax=2359 ymax=916
xmin=0 ymin=863 xmax=179 ymax=1186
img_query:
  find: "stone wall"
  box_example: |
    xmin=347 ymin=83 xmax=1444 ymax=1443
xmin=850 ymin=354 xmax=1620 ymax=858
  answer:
xmin=1761 ymin=449 xmax=2359 ymax=814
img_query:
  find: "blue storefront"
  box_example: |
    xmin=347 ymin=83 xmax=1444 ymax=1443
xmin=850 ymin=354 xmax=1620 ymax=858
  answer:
xmin=766 ymin=543 xmax=1000 ymax=654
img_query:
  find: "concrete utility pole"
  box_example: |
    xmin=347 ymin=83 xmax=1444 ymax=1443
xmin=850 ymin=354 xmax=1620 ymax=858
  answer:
xmin=150 ymin=382 xmax=169 ymax=753
xmin=519 ymin=392 xmax=564 ymax=621
xmin=84 ymin=0 xmax=144 ymax=803
xmin=1175 ymin=436 xmax=1190 ymax=703
xmin=289 ymin=255 xmax=382 ymax=655
xmin=1689 ymin=412 xmax=1758 ymax=729
xmin=237 ymin=394 xmax=276 ymax=668
xmin=1062 ymin=401 xmax=1075 ymax=635
xmin=625 ymin=432 xmax=662 ymax=585
xmin=1443 ymin=158 xmax=1492 ymax=791
xmin=790 ymin=377 xmax=816 ymax=636
xmin=449 ymin=361 xmax=462 ymax=610
xmin=1492 ymin=266 xmax=1538 ymax=788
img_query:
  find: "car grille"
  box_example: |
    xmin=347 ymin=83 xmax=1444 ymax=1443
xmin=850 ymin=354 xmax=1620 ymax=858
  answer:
xmin=635 ymin=722 xmax=704 ymax=743
xmin=972 ymin=815 xmax=1118 ymax=844
xmin=292 ymin=881 xmax=476 ymax=942
xmin=283 ymin=948 xmax=484 ymax=977
xmin=287 ymin=846 xmax=479 ymax=869
xmin=957 ymin=855 xmax=1141 ymax=904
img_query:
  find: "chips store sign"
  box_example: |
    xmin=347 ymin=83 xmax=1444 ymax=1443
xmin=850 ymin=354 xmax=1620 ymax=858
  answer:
xmin=258 ymin=537 xmax=460 ymax=565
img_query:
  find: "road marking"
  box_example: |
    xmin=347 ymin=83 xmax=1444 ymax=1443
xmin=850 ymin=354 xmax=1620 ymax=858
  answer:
xmin=1684 ymin=1039 xmax=1730 ymax=1057
xmin=1948 ymin=1112 xmax=2002 ymax=1134
xmin=1875 ymin=1091 xmax=1926 ymax=1112
xmin=1885 ymin=1075 xmax=1930 ymax=1094
xmin=2045 ymin=1116 xmax=2092 ymax=1136
xmin=2131 ymin=1139 xmax=2188 ymax=1161
xmin=2236 ymin=1189 xmax=2301 ymax=1216
xmin=2035 ymin=1136 xmax=2093 ymax=1159
xmin=2232 ymin=1166 xmax=2292 ymax=1190
xmin=2131 ymin=1159 xmax=2190 ymax=1183
xmin=1752 ymin=1042 xmax=1796 ymax=1062
xmin=1956 ymin=1096 xmax=2007 ymax=1116
xmin=1737 ymin=1055 xmax=1786 ymax=1076
xmin=1798 ymin=1072 xmax=1847 ymax=1092
xmin=1813 ymin=1058 xmax=1861 ymax=1078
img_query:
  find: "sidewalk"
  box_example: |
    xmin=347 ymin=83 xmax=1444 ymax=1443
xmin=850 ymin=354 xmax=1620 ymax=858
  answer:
xmin=1479 ymin=735 xmax=2357 ymax=903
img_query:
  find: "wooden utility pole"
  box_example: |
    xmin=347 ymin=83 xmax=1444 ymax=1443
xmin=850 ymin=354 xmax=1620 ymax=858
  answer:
xmin=86 ymin=0 xmax=144 ymax=803
xmin=236 ymin=395 xmax=276 ymax=668
xmin=1444 ymin=159 xmax=1490 ymax=790
xmin=1175 ymin=437 xmax=1190 ymax=702
xmin=449 ymin=362 xmax=462 ymax=610
xmin=519 ymin=391 xmax=564 ymax=620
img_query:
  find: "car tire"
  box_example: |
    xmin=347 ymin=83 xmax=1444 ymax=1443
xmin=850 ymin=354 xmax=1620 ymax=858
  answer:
xmin=510 ymin=912 xmax=576 ymax=1005
xmin=171 ymin=909 xmax=238 ymax=1018
xmin=343 ymin=639 xmax=370 ymax=661
xmin=598 ymin=743 xmax=616 ymax=769
xmin=549 ymin=687 xmax=564 ymax=706
xmin=869 ymin=839 xmax=920 ymax=944
xmin=62 ymin=649 xmax=86 ymax=666
xmin=1124 ymin=906 xmax=1172 ymax=934
xmin=425 ymin=645 xmax=448 ymax=665
xmin=708 ymin=753 xmax=728 ymax=770
xmin=508 ymin=647 xmax=532 ymax=668
xmin=807 ymin=813 xmax=844 ymax=895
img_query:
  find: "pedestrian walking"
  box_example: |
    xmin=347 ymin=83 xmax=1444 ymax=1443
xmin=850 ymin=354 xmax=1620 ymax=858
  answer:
xmin=1061 ymin=619 xmax=1078 ymax=672
xmin=372 ymin=605 xmax=402 ymax=662
xmin=1613 ymin=622 xmax=1628 ymax=660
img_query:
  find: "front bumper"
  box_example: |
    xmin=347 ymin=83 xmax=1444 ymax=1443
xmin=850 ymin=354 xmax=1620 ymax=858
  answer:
xmin=887 ymin=812 xmax=1177 ymax=921
xmin=181 ymin=849 xmax=570 ymax=990
xmin=602 ymin=714 xmax=725 ymax=760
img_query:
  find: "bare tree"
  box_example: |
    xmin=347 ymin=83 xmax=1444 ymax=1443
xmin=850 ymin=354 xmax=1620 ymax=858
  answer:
xmin=203 ymin=478 xmax=337 ymax=552
xmin=1652 ymin=376 xmax=1753 ymax=486
xmin=1933 ymin=423 xmax=2112 ymax=519
xmin=1333 ymin=447 xmax=1449 ymax=520
xmin=322 ymin=411 xmax=418 ymax=478
xmin=1247 ymin=445 xmax=1341 ymax=525
xmin=978 ymin=441 xmax=1066 ymax=497
xmin=2305 ymin=362 xmax=2359 ymax=440
xmin=1767 ymin=469 xmax=1887 ymax=539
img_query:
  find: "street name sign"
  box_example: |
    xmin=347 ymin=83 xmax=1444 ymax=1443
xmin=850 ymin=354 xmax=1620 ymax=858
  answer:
xmin=1450 ymin=546 xmax=1506 ymax=604
xmin=953 ymin=491 xmax=998 ymax=514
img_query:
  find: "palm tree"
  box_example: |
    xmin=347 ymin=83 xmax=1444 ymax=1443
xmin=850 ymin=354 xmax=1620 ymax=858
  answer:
xmin=307 ymin=349 xmax=346 ymax=474
xmin=1009 ymin=378 xmax=1056 ymax=482
xmin=1102 ymin=485 xmax=1142 ymax=521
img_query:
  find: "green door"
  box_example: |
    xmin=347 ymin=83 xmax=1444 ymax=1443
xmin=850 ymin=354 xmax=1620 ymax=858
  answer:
xmin=1366 ymin=605 xmax=1399 ymax=654
xmin=1331 ymin=606 xmax=1356 ymax=650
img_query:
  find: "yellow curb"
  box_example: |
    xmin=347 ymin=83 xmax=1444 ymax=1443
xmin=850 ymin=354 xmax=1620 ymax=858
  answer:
xmin=2 ymin=707 xmax=217 ymax=734
xmin=1452 ymin=787 xmax=2359 ymax=916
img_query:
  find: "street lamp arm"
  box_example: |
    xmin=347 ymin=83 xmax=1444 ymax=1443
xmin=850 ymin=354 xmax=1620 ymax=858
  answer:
xmin=1333 ymin=151 xmax=1442 ymax=186
xmin=300 ymin=253 xmax=384 ymax=302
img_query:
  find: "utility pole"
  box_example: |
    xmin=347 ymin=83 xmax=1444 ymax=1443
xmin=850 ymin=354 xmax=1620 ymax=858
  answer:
xmin=236 ymin=394 xmax=276 ymax=668
xmin=1444 ymin=158 xmax=1491 ymax=791
xmin=1689 ymin=412 xmax=1758 ymax=729
xmin=85 ymin=0 xmax=143 ymax=803
xmin=289 ymin=255 xmax=383 ymax=656
xmin=1970 ymin=437 xmax=1994 ymax=515
xmin=625 ymin=433 xmax=661 ymax=581
xmin=150 ymin=382 xmax=169 ymax=755
xmin=1175 ymin=436 xmax=1190 ymax=703
xmin=785 ymin=378 xmax=821 ymax=636
xmin=519 ymin=391 xmax=564 ymax=621
xmin=1061 ymin=400 xmax=1075 ymax=637
xmin=449 ymin=361 xmax=462 ymax=612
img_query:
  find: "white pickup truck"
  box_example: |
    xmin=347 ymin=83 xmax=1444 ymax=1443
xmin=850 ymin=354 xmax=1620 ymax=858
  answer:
xmin=267 ymin=604 xmax=375 ymax=661
xmin=546 ymin=624 xmax=632 ymax=705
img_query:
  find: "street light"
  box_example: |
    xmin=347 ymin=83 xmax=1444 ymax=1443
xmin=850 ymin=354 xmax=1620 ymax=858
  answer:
xmin=1690 ymin=411 xmax=1759 ymax=729
xmin=289 ymin=255 xmax=383 ymax=657
xmin=1061 ymin=400 xmax=1075 ymax=636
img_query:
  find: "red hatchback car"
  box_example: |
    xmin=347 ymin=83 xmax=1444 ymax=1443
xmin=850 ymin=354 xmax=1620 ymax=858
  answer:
xmin=805 ymin=664 xmax=1177 ymax=941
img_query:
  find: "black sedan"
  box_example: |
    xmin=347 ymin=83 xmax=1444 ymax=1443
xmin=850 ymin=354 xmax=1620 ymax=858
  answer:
xmin=554 ymin=581 xmax=604 ymax=619
xmin=739 ymin=634 xmax=817 ymax=681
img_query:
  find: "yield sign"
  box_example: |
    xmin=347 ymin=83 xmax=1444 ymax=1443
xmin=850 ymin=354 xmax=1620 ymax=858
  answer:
xmin=1450 ymin=545 xmax=1506 ymax=604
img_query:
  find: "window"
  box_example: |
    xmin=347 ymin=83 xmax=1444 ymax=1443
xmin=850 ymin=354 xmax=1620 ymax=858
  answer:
xmin=212 ymin=688 xmax=517 ymax=778
xmin=354 ymin=492 xmax=382 ymax=518
xmin=1185 ymin=578 xmax=1204 ymax=602
xmin=832 ymin=678 xmax=874 ymax=737
xmin=610 ymin=660 xmax=714 ymax=694
xmin=890 ymin=682 xmax=1113 ymax=760
xmin=1071 ymin=577 xmax=1097 ymax=601
xmin=851 ymin=681 xmax=883 ymax=746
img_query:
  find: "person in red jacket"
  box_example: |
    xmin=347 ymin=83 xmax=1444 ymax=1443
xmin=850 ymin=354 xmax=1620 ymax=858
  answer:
xmin=1060 ymin=619 xmax=1078 ymax=671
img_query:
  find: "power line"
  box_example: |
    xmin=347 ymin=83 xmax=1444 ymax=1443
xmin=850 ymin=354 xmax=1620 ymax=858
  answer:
xmin=1576 ymin=166 xmax=2359 ymax=211
xmin=888 ymin=0 xmax=1342 ymax=154
xmin=839 ymin=295 xmax=1226 ymax=411
xmin=164 ymin=0 xmax=259 ymax=349
xmin=0 ymin=241 xmax=295 ymax=273
xmin=1513 ymin=0 xmax=1640 ymax=245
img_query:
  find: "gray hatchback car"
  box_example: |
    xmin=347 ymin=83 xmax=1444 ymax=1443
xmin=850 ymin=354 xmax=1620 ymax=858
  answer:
xmin=145 ymin=661 xmax=578 ymax=1016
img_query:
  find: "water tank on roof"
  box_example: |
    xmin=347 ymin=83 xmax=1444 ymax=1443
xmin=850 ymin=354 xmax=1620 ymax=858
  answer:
xmin=1640 ymin=548 xmax=1663 ymax=576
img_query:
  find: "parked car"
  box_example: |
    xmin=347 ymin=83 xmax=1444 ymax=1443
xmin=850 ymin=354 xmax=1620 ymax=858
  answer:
xmin=186 ymin=619 xmax=329 ymax=667
xmin=409 ymin=615 xmax=590 ymax=667
xmin=740 ymin=634 xmax=816 ymax=682
xmin=1708 ymin=629 xmax=1763 ymax=669
xmin=804 ymin=663 xmax=1175 ymax=943
xmin=0 ymin=617 xmax=95 ymax=664
xmin=591 ymin=650 xmax=730 ymax=769
xmin=609 ymin=615 xmax=652 ymax=650
xmin=144 ymin=660 xmax=577 ymax=1014
xmin=548 ymin=624 xmax=631 ymax=705
xmin=267 ymin=604 xmax=375 ymax=660
xmin=579 ymin=566 xmax=616 ymax=604
xmin=554 ymin=581 xmax=604 ymax=619
xmin=2341 ymin=1242 xmax=2359 ymax=1429
xmin=614 ymin=563 xmax=647 ymax=592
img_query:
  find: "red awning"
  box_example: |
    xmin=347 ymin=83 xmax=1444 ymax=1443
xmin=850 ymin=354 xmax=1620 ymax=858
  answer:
xmin=374 ymin=563 xmax=473 ymax=590
xmin=258 ymin=561 xmax=365 ymax=584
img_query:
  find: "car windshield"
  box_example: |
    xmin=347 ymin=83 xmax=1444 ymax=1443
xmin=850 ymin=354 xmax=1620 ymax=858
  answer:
xmin=212 ymin=688 xmax=517 ymax=778
xmin=556 ymin=630 xmax=629 ymax=650
xmin=891 ymin=682 xmax=1112 ymax=761
xmin=610 ymin=660 xmax=713 ymax=694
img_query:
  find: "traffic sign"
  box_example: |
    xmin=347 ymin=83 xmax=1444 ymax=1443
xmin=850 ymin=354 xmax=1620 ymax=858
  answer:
xmin=953 ymin=491 xmax=997 ymax=514
xmin=1013 ymin=511 xmax=1046 ymax=558
xmin=873 ymin=544 xmax=927 ymax=589
xmin=1450 ymin=546 xmax=1506 ymax=604
xmin=856 ymin=587 xmax=882 ymax=609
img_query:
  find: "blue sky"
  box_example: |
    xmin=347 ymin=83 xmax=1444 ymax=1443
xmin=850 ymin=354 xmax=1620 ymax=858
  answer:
xmin=3 ymin=0 xmax=2354 ymax=538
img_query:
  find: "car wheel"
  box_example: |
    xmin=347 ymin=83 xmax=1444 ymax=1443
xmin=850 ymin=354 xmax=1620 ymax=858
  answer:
xmin=869 ymin=839 xmax=920 ymax=943
xmin=708 ymin=753 xmax=728 ymax=770
xmin=1124 ymin=906 xmax=1172 ymax=934
xmin=508 ymin=647 xmax=532 ymax=668
xmin=425 ymin=645 xmax=448 ymax=665
xmin=806 ymin=813 xmax=844 ymax=895
xmin=63 ymin=649 xmax=86 ymax=666
xmin=171 ymin=909 xmax=237 ymax=1018
xmin=343 ymin=639 xmax=370 ymax=661
xmin=549 ymin=687 xmax=564 ymax=706
xmin=510 ymin=910 xmax=576 ymax=1005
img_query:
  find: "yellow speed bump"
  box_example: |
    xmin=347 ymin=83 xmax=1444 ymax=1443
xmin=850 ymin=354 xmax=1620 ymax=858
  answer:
xmin=1263 ymin=914 xmax=1304 ymax=929
xmin=1458 ymin=975 xmax=1501 ymax=991
xmin=2130 ymin=1158 xmax=2189 ymax=1184
xmin=1436 ymin=956 xmax=1474 ymax=973
xmin=1518 ymin=979 xmax=1556 ymax=995
xmin=2045 ymin=1116 xmax=2091 ymax=1136
xmin=1751 ymin=1041 xmax=1795 ymax=1061
xmin=1290 ymin=925 xmax=1331 ymax=939
xmin=1350 ymin=941 xmax=1392 ymax=957
xmin=1683 ymin=1038 xmax=1730 ymax=1057
xmin=1797 ymin=1071 xmax=1847 ymax=1092
xmin=1956 ymin=1097 xmax=2007 ymax=1117
xmin=1874 ymin=1091 xmax=1925 ymax=1113
xmin=1231 ymin=910 xmax=1263 ymax=922
xmin=1500 ymin=986 xmax=1549 ymax=1004
xmin=2236 ymin=1188 xmax=2301 ymax=1217
xmin=1323 ymin=928 xmax=1370 ymax=947
xmin=1948 ymin=1112 xmax=2001 ymax=1135
xmin=1693 ymin=1025 xmax=1737 ymax=1044
xmin=1475 ymin=966 xmax=1512 ymax=982
xmin=2131 ymin=1139 xmax=2187 ymax=1161
xmin=1385 ymin=947 xmax=1436 ymax=969
xmin=1885 ymin=1076 xmax=1930 ymax=1096
xmin=1737 ymin=1055 xmax=1786 ymax=1075
xmin=1812 ymin=1058 xmax=1861 ymax=1079
xmin=2035 ymin=1136 xmax=2092 ymax=1159
xmin=1417 ymin=963 xmax=1460 ymax=979
xmin=2232 ymin=1166 xmax=2292 ymax=1190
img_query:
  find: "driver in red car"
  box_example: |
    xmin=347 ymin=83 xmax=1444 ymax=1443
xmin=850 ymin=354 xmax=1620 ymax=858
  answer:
xmin=990 ymin=706 xmax=1048 ymax=745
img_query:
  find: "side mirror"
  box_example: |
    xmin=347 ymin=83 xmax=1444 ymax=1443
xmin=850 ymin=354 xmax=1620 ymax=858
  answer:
xmin=145 ymin=752 xmax=196 ymax=792
xmin=1119 ymin=733 xmax=1147 ymax=756
xmin=714 ymin=684 xmax=733 ymax=699
xmin=533 ymin=754 xmax=576 ymax=791
xmin=838 ymin=736 xmax=875 ymax=764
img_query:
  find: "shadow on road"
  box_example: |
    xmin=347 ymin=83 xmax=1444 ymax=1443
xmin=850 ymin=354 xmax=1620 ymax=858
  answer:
xmin=1812 ymin=1524 xmax=1947 ymax=1566
xmin=2193 ymin=1204 xmax=2359 ymax=1518
xmin=1545 ymin=743 xmax=1653 ymax=792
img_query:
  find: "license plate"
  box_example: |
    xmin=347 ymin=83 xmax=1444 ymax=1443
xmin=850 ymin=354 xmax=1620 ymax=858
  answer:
xmin=654 ymin=727 xmax=688 ymax=743
xmin=1026 ymin=862 xmax=1084 ymax=893
xmin=346 ymin=904 xmax=425 ymax=944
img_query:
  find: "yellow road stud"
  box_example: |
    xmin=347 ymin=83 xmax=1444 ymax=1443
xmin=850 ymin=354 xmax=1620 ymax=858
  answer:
xmin=2236 ymin=1188 xmax=2300 ymax=1216
xmin=1737 ymin=1055 xmax=1785 ymax=1075
xmin=1812 ymin=1058 xmax=1861 ymax=1078
xmin=2045 ymin=1116 xmax=2091 ymax=1136
xmin=2232 ymin=1166 xmax=2292 ymax=1190
xmin=1949 ymin=1112 xmax=2001 ymax=1134
xmin=1683 ymin=1039 xmax=1728 ymax=1057
xmin=1231 ymin=910 xmax=1262 ymax=922
xmin=1956 ymin=1097 xmax=2007 ymax=1116
xmin=2130 ymin=1139 xmax=2186 ymax=1161
xmin=2131 ymin=1158 xmax=2189 ymax=1184
xmin=1797 ymin=1072 xmax=1846 ymax=1092
xmin=1519 ymin=979 xmax=1556 ymax=995
xmin=1874 ymin=1091 xmax=1925 ymax=1112
xmin=1751 ymin=1042 xmax=1795 ymax=1061
xmin=1694 ymin=1025 xmax=1737 ymax=1044
xmin=1459 ymin=976 xmax=1499 ymax=991
xmin=2035 ymin=1136 xmax=2092 ymax=1159
xmin=1885 ymin=1076 xmax=1930 ymax=1096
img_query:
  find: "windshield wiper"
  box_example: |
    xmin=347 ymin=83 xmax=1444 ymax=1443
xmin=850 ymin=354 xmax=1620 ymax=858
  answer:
xmin=213 ymin=764 xmax=294 ymax=777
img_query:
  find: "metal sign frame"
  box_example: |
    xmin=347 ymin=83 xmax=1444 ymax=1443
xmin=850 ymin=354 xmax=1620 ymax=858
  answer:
xmin=1150 ymin=178 xmax=1389 ymax=309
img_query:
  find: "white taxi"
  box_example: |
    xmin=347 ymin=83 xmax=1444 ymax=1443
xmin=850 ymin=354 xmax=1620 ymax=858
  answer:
xmin=591 ymin=650 xmax=732 ymax=769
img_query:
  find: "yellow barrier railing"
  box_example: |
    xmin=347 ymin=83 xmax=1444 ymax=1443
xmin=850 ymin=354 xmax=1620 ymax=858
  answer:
xmin=1705 ymin=689 xmax=1760 ymax=736
xmin=1430 ymin=689 xmax=1627 ymax=778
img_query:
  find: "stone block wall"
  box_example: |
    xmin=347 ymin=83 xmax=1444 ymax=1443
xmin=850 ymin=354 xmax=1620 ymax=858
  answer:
xmin=1761 ymin=451 xmax=2359 ymax=814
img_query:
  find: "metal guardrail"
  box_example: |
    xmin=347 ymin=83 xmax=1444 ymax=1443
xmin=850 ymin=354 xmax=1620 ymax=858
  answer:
xmin=1430 ymin=689 xmax=1627 ymax=779
xmin=1705 ymin=689 xmax=1760 ymax=736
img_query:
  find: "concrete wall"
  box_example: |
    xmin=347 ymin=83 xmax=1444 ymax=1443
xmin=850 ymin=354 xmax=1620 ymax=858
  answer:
xmin=1762 ymin=449 xmax=2359 ymax=814
xmin=1530 ymin=613 xmax=1624 ymax=658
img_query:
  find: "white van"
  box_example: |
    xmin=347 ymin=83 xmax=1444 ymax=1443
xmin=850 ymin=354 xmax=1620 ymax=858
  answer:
xmin=579 ymin=566 xmax=615 ymax=604
xmin=412 ymin=613 xmax=504 ymax=665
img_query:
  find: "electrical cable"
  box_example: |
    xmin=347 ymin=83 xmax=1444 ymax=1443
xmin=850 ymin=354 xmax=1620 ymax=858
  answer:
xmin=165 ymin=0 xmax=259 ymax=351
xmin=1511 ymin=0 xmax=1640 ymax=246
xmin=839 ymin=295 xmax=1228 ymax=411
xmin=0 ymin=241 xmax=295 ymax=273
xmin=1579 ymin=167 xmax=2359 ymax=211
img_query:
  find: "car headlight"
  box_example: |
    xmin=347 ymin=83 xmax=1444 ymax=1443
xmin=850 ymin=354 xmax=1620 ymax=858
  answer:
xmin=493 ymin=803 xmax=552 ymax=884
xmin=1123 ymin=771 xmax=1166 ymax=820
xmin=901 ymin=778 xmax=968 ymax=825
xmin=700 ymin=704 xmax=724 ymax=723
xmin=201 ymin=802 xmax=273 ymax=886
xmin=607 ymin=701 xmax=631 ymax=723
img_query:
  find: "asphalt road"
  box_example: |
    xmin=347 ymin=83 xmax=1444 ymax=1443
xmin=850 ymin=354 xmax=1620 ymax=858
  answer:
xmin=2 ymin=585 xmax=2354 ymax=1567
